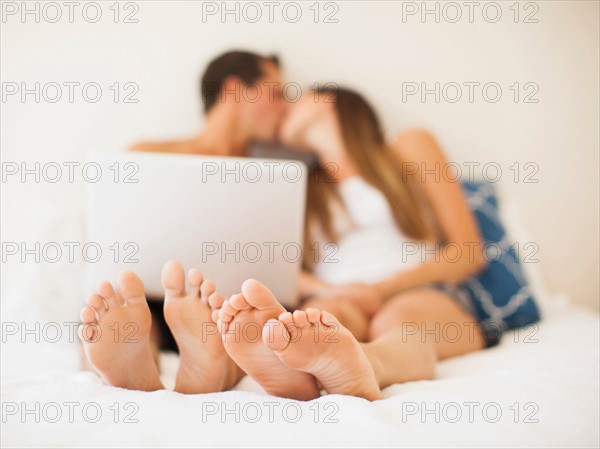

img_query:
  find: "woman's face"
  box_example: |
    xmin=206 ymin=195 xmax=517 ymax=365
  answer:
xmin=278 ymin=92 xmax=333 ymax=151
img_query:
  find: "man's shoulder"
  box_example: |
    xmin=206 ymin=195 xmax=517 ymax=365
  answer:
xmin=129 ymin=139 xmax=197 ymax=153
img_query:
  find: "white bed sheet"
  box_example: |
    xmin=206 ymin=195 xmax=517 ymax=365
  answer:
xmin=1 ymin=294 xmax=598 ymax=448
xmin=1 ymin=199 xmax=598 ymax=447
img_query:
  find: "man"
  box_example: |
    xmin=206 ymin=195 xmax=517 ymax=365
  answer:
xmin=80 ymin=51 xmax=290 ymax=392
xmin=129 ymin=50 xmax=289 ymax=354
xmin=131 ymin=50 xmax=286 ymax=156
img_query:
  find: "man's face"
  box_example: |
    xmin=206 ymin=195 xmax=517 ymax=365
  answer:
xmin=239 ymin=61 xmax=286 ymax=142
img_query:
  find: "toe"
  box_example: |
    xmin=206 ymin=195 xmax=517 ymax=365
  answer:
xmin=208 ymin=292 xmax=225 ymax=310
xmin=97 ymin=281 xmax=121 ymax=307
xmin=278 ymin=311 xmax=294 ymax=327
xmin=229 ymin=293 xmax=251 ymax=311
xmin=200 ymin=279 xmax=216 ymax=304
xmin=211 ymin=308 xmax=220 ymax=323
xmin=321 ymin=310 xmax=340 ymax=327
xmin=262 ymin=318 xmax=290 ymax=351
xmin=161 ymin=260 xmax=186 ymax=298
xmin=240 ymin=279 xmax=283 ymax=312
xmin=305 ymin=308 xmax=321 ymax=324
xmin=217 ymin=319 xmax=229 ymax=335
xmin=278 ymin=311 xmax=300 ymax=341
xmin=86 ymin=293 xmax=108 ymax=317
xmin=292 ymin=310 xmax=309 ymax=328
xmin=79 ymin=306 xmax=99 ymax=342
xmin=220 ymin=299 xmax=238 ymax=317
xmin=80 ymin=305 xmax=98 ymax=323
xmin=118 ymin=271 xmax=146 ymax=305
xmin=218 ymin=310 xmax=233 ymax=323
xmin=188 ymin=268 xmax=203 ymax=298
xmin=78 ymin=322 xmax=99 ymax=343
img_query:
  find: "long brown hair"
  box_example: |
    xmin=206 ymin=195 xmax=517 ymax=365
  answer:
xmin=304 ymin=86 xmax=437 ymax=269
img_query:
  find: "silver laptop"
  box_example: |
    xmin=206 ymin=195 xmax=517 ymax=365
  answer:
xmin=85 ymin=151 xmax=307 ymax=308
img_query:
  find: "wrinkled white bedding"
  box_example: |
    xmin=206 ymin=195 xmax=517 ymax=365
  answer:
xmin=2 ymin=292 xmax=598 ymax=448
xmin=1 ymin=200 xmax=598 ymax=447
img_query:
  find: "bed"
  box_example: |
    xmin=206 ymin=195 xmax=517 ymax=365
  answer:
xmin=1 ymin=200 xmax=598 ymax=448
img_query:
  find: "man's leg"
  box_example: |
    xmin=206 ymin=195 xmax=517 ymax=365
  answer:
xmin=78 ymin=271 xmax=164 ymax=391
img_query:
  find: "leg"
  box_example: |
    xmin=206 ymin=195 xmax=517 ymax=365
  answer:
xmin=262 ymin=288 xmax=484 ymax=398
xmin=363 ymin=288 xmax=485 ymax=388
xmin=78 ymin=271 xmax=163 ymax=391
xmin=301 ymin=296 xmax=369 ymax=342
xmin=162 ymin=261 xmax=243 ymax=394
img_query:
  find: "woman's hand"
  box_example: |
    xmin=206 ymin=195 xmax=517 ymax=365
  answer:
xmin=298 ymin=271 xmax=332 ymax=298
xmin=326 ymin=283 xmax=383 ymax=318
xmin=299 ymin=272 xmax=383 ymax=317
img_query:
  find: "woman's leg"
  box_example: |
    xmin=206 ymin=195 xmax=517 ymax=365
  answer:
xmin=362 ymin=288 xmax=485 ymax=389
xmin=261 ymin=287 xmax=483 ymax=400
xmin=301 ymin=296 xmax=369 ymax=341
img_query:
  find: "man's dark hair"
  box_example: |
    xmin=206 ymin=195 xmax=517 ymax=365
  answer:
xmin=201 ymin=50 xmax=280 ymax=113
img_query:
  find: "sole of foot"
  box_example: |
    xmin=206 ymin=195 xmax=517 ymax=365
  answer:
xmin=162 ymin=260 xmax=239 ymax=394
xmin=263 ymin=308 xmax=382 ymax=401
xmin=216 ymin=279 xmax=320 ymax=401
xmin=78 ymin=271 xmax=163 ymax=391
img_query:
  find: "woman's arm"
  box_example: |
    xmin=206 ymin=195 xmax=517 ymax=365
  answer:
xmin=373 ymin=129 xmax=487 ymax=300
xmin=298 ymin=270 xmax=331 ymax=298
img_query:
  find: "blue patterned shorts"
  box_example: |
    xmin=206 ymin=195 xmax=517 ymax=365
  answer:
xmin=431 ymin=283 xmax=503 ymax=348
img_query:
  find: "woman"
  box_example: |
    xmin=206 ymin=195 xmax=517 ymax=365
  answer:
xmin=289 ymin=85 xmax=491 ymax=350
xmin=79 ymin=86 xmax=492 ymax=401
xmin=210 ymin=85 xmax=493 ymax=401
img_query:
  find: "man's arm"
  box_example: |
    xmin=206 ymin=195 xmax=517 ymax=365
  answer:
xmin=129 ymin=139 xmax=197 ymax=153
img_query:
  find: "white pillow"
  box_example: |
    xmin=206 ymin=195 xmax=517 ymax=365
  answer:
xmin=496 ymin=190 xmax=568 ymax=318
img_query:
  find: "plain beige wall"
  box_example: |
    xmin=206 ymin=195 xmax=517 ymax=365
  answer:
xmin=2 ymin=1 xmax=598 ymax=309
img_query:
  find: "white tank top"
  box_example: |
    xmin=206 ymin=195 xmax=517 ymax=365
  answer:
xmin=312 ymin=176 xmax=426 ymax=285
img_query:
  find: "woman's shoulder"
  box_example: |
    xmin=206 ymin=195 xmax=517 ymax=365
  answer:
xmin=389 ymin=128 xmax=447 ymax=164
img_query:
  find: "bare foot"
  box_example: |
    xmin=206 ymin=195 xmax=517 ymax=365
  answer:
xmin=78 ymin=272 xmax=163 ymax=391
xmin=216 ymin=279 xmax=320 ymax=400
xmin=162 ymin=260 xmax=240 ymax=394
xmin=263 ymin=308 xmax=382 ymax=401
